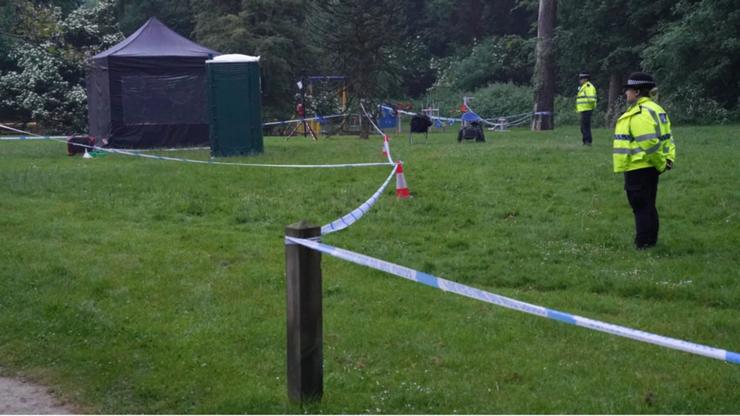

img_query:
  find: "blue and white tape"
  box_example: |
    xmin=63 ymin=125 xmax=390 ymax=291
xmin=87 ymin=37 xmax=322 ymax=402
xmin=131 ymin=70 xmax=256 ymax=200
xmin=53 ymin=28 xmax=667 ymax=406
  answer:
xmin=0 ymin=135 xmax=65 ymax=140
xmin=263 ymin=113 xmax=345 ymax=127
xmin=0 ymin=124 xmax=70 ymax=139
xmin=0 ymin=123 xmax=393 ymax=169
xmin=502 ymin=113 xmax=534 ymax=126
xmin=381 ymin=105 xmax=534 ymax=125
xmin=359 ymin=102 xmax=387 ymax=136
xmin=321 ymin=165 xmax=397 ymax=235
xmin=380 ymin=105 xmax=460 ymax=124
xmin=465 ymin=104 xmax=535 ymax=128
xmin=113 ymin=146 xmax=210 ymax=152
xmin=360 ymin=103 xmax=395 ymax=164
xmin=285 ymin=236 xmax=740 ymax=365
xmin=91 ymin=148 xmax=394 ymax=169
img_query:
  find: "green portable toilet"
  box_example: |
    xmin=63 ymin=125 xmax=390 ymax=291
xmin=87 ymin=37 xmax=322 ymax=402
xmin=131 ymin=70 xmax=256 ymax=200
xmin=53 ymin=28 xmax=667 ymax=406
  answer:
xmin=206 ymin=54 xmax=263 ymax=156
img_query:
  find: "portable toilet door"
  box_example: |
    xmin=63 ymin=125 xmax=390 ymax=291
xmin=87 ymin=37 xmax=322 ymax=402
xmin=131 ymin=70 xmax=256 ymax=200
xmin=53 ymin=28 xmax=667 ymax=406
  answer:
xmin=206 ymin=54 xmax=263 ymax=157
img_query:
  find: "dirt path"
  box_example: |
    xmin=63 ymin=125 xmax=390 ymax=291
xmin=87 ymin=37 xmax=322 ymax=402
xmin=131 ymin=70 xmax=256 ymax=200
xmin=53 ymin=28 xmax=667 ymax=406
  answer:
xmin=0 ymin=376 xmax=75 ymax=414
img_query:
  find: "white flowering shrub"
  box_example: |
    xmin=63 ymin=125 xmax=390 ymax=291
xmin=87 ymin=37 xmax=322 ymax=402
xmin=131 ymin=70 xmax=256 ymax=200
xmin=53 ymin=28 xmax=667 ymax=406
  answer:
xmin=0 ymin=0 xmax=123 ymax=133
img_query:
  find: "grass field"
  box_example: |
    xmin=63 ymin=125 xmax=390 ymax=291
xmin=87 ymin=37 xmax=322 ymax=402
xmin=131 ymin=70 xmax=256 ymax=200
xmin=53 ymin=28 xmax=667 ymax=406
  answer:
xmin=0 ymin=124 xmax=738 ymax=413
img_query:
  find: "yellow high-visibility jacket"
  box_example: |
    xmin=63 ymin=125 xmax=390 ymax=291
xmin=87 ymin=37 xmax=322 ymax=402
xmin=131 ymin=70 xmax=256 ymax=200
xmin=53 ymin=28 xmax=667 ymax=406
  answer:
xmin=613 ymin=97 xmax=676 ymax=173
xmin=576 ymin=82 xmax=597 ymax=112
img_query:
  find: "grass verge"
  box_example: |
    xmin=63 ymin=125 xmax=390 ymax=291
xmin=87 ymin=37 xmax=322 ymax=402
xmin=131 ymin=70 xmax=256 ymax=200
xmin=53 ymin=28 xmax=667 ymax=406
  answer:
xmin=0 ymin=125 xmax=738 ymax=413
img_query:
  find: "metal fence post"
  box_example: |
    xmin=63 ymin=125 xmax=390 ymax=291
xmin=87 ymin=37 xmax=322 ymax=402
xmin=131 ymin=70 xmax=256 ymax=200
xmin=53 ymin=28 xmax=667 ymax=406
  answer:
xmin=285 ymin=221 xmax=323 ymax=404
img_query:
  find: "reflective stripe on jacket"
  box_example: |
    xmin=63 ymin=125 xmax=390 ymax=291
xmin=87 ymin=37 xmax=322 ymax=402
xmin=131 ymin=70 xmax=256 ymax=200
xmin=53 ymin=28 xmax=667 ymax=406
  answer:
xmin=613 ymin=97 xmax=676 ymax=173
xmin=576 ymin=82 xmax=597 ymax=112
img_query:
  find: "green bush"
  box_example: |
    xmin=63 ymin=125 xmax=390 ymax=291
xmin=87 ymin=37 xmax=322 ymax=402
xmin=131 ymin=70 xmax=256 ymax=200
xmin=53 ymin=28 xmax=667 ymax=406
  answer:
xmin=468 ymin=82 xmax=533 ymax=118
xmin=423 ymin=82 xmax=533 ymax=121
xmin=553 ymin=94 xmax=616 ymax=128
xmin=422 ymin=86 xmax=613 ymax=129
xmin=425 ymin=83 xmax=610 ymax=129
xmin=554 ymin=95 xmax=581 ymax=126
xmin=438 ymin=35 xmax=534 ymax=93
xmin=659 ymin=86 xmax=734 ymax=125
xmin=0 ymin=0 xmax=122 ymax=133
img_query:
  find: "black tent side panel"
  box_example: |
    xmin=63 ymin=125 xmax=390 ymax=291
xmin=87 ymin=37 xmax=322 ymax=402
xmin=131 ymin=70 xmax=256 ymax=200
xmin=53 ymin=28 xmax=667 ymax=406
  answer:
xmin=87 ymin=57 xmax=112 ymax=142
xmin=86 ymin=17 xmax=220 ymax=148
xmin=105 ymin=56 xmax=209 ymax=148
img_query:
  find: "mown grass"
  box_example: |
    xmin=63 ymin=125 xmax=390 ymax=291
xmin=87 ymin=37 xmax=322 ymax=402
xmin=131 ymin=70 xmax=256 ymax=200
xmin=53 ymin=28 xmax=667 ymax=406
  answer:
xmin=0 ymin=124 xmax=738 ymax=413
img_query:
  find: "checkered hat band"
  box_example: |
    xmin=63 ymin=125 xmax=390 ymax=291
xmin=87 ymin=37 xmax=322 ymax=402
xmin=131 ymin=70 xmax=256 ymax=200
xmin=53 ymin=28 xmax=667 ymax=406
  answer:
xmin=627 ymin=79 xmax=654 ymax=86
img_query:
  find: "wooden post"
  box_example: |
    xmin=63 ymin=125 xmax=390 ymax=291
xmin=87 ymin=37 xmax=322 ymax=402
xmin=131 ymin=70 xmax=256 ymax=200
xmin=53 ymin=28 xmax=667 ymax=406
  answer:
xmin=285 ymin=221 xmax=323 ymax=404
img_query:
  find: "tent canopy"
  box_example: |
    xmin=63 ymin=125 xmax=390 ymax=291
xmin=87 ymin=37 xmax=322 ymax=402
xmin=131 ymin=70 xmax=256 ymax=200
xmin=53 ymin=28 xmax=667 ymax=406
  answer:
xmin=87 ymin=17 xmax=220 ymax=148
xmin=94 ymin=17 xmax=218 ymax=58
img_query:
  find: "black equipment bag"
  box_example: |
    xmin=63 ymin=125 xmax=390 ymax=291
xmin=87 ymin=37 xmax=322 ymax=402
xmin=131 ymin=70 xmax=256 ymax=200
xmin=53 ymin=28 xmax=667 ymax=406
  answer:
xmin=67 ymin=136 xmax=95 ymax=155
xmin=410 ymin=114 xmax=432 ymax=133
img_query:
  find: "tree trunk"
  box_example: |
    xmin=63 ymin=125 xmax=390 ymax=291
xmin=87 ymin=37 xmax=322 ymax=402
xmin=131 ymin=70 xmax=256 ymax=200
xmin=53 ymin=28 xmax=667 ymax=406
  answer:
xmin=359 ymin=96 xmax=370 ymax=139
xmin=360 ymin=118 xmax=370 ymax=139
xmin=605 ymin=72 xmax=623 ymax=128
xmin=531 ymin=0 xmax=557 ymax=131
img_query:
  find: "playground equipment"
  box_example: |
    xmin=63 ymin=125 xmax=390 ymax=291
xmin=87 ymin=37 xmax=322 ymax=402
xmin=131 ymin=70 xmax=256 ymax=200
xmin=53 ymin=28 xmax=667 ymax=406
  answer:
xmin=287 ymin=89 xmax=318 ymax=140
xmin=288 ymin=75 xmax=348 ymax=138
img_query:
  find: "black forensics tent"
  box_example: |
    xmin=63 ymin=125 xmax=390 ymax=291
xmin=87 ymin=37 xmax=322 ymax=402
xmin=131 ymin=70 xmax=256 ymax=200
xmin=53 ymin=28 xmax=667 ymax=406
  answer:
xmin=87 ymin=17 xmax=220 ymax=148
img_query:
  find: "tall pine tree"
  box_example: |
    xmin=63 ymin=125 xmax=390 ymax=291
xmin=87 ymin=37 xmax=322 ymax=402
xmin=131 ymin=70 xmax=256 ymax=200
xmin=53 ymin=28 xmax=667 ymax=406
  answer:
xmin=307 ymin=0 xmax=404 ymax=137
xmin=191 ymin=0 xmax=313 ymax=118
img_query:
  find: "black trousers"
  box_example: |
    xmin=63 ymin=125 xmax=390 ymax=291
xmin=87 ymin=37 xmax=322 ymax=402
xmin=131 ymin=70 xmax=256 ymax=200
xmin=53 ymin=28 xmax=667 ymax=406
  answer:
xmin=624 ymin=167 xmax=660 ymax=248
xmin=580 ymin=110 xmax=593 ymax=144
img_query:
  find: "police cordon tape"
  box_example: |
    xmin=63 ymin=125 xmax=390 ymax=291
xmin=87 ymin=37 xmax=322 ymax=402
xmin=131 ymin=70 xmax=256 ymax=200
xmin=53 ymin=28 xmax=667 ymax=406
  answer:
xmin=262 ymin=113 xmax=345 ymax=127
xmin=0 ymin=123 xmax=54 ymax=137
xmin=112 ymin=146 xmax=210 ymax=152
xmin=381 ymin=104 xmax=535 ymax=125
xmin=503 ymin=113 xmax=534 ymax=127
xmin=87 ymin=148 xmax=394 ymax=169
xmin=460 ymin=103 xmax=536 ymax=129
xmin=389 ymin=106 xmax=461 ymax=124
xmin=318 ymin=106 xmax=410 ymax=234
xmin=7 ymin=113 xmax=736 ymax=364
xmin=0 ymin=135 xmax=65 ymax=140
xmin=1 ymin=113 xmax=348 ymax=144
xmin=0 ymin=122 xmax=394 ymax=169
xmin=1 ymin=120 xmax=403 ymax=237
xmin=321 ymin=164 xmax=397 ymax=235
xmin=0 ymin=128 xmax=209 ymax=151
xmin=1 ymin=114 xmax=347 ymax=137
xmin=360 ymin=102 xmax=388 ymax=137
xmin=285 ymin=235 xmax=740 ymax=365
xmin=359 ymin=102 xmax=394 ymax=164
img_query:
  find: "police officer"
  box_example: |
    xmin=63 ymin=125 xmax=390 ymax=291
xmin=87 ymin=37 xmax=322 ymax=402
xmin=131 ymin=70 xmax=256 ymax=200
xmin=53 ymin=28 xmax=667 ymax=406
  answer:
xmin=613 ymin=72 xmax=676 ymax=249
xmin=576 ymin=71 xmax=597 ymax=145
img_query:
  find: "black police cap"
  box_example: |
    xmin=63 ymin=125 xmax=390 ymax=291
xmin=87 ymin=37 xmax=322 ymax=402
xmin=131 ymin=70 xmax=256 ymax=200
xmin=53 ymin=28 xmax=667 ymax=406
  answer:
xmin=623 ymin=72 xmax=656 ymax=89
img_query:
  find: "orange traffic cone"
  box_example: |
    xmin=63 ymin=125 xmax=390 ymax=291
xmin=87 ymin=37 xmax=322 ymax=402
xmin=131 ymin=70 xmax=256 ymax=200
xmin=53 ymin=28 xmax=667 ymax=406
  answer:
xmin=395 ymin=162 xmax=410 ymax=199
xmin=381 ymin=134 xmax=390 ymax=158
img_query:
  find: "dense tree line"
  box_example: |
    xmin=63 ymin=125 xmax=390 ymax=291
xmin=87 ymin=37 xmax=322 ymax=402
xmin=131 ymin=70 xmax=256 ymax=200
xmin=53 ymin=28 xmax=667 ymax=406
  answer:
xmin=0 ymin=0 xmax=736 ymax=133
